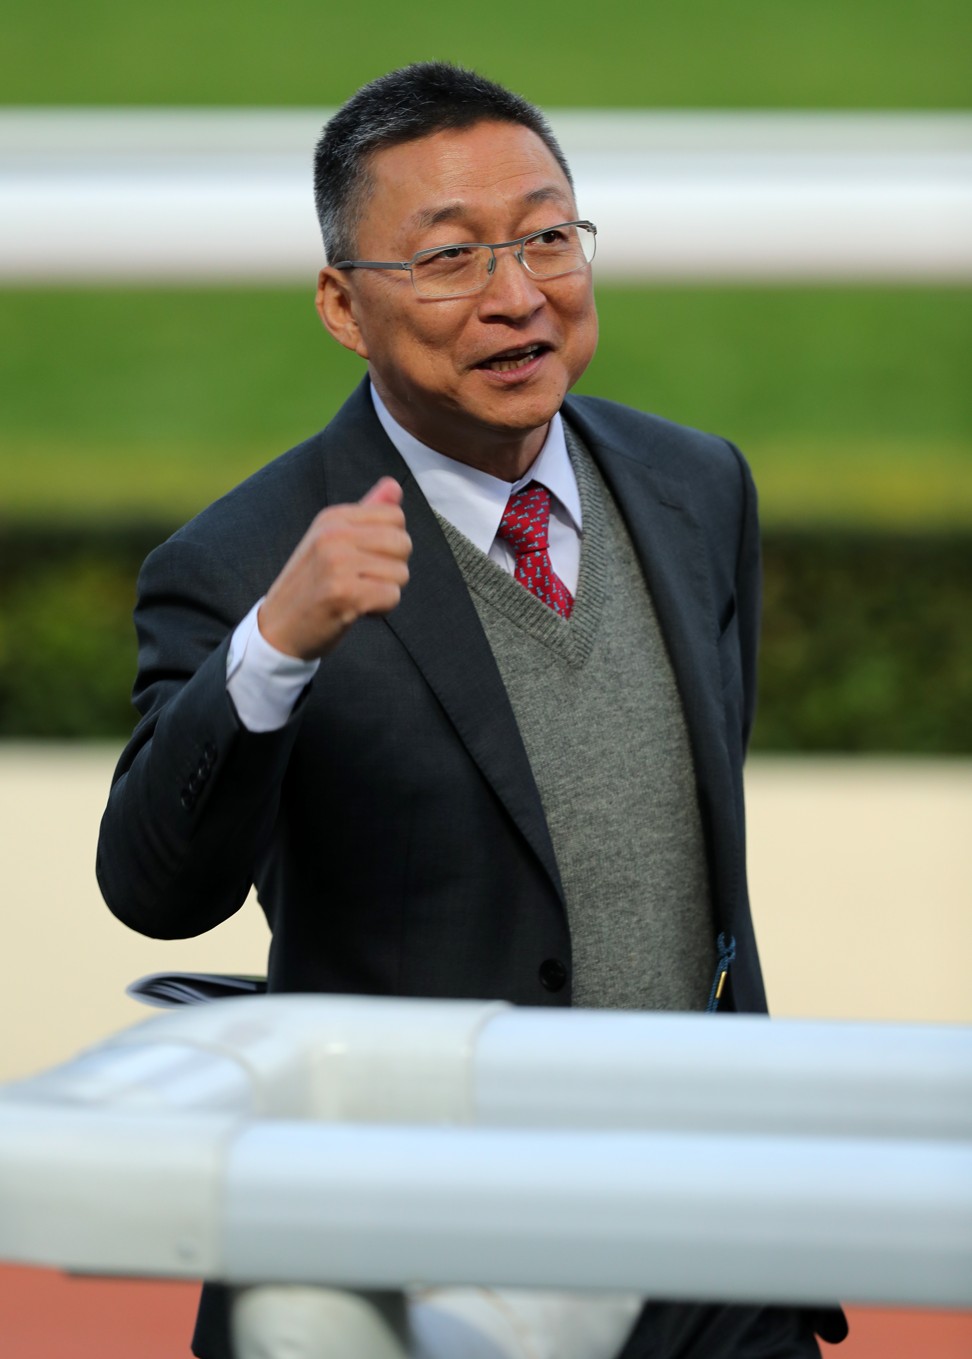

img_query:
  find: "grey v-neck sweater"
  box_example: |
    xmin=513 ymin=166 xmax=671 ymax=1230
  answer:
xmin=437 ymin=427 xmax=715 ymax=1011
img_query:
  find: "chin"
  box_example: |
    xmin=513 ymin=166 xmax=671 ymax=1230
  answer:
xmin=482 ymin=385 xmax=567 ymax=433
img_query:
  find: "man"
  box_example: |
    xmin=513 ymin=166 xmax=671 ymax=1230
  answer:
xmin=98 ymin=63 xmax=844 ymax=1358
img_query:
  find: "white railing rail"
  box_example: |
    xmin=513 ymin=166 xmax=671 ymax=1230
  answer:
xmin=1 ymin=997 xmax=970 ymax=1355
xmin=2 ymin=110 xmax=971 ymax=282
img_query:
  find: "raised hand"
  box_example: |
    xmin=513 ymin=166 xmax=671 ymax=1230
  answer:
xmin=257 ymin=477 xmax=411 ymax=659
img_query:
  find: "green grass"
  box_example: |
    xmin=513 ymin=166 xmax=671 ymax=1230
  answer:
xmin=1 ymin=286 xmax=970 ymax=527
xmin=578 ymin=286 xmax=972 ymax=526
xmin=4 ymin=0 xmax=971 ymax=108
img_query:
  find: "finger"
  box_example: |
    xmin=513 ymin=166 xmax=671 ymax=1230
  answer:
xmin=346 ymin=523 xmax=412 ymax=562
xmin=358 ymin=554 xmax=411 ymax=587
xmin=359 ymin=476 xmax=403 ymax=508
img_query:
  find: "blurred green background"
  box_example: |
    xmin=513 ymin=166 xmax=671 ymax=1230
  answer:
xmin=2 ymin=0 xmax=970 ymax=747
xmin=4 ymin=0 xmax=971 ymax=107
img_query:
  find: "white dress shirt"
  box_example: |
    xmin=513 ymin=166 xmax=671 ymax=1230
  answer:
xmin=369 ymin=384 xmax=582 ymax=593
xmin=226 ymin=385 xmax=583 ymax=732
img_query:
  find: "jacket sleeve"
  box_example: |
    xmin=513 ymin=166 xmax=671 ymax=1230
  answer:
xmin=96 ymin=533 xmax=307 ymax=940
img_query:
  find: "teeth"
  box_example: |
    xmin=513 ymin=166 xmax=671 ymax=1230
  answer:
xmin=486 ymin=347 xmax=540 ymax=372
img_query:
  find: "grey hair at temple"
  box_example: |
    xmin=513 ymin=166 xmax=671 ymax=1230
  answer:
xmin=313 ymin=62 xmax=575 ymax=265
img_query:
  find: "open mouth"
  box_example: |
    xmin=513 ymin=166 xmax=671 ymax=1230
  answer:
xmin=477 ymin=343 xmax=548 ymax=373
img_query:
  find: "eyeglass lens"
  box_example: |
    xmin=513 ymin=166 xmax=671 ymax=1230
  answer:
xmin=411 ymin=223 xmax=595 ymax=298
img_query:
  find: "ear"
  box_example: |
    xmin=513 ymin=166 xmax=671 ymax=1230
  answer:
xmin=316 ymin=266 xmax=369 ymax=359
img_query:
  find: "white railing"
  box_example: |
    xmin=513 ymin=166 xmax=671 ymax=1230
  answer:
xmin=0 ymin=996 xmax=970 ymax=1356
xmin=2 ymin=110 xmax=970 ymax=282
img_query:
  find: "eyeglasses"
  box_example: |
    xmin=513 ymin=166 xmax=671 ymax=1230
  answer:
xmin=332 ymin=220 xmax=597 ymax=300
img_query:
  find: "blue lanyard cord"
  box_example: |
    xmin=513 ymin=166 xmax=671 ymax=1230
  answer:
xmin=706 ymin=932 xmax=737 ymax=1013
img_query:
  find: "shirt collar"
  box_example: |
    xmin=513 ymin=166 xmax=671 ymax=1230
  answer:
xmin=369 ymin=382 xmax=581 ymax=555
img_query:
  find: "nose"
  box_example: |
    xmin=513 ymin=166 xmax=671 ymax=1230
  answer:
xmin=476 ymin=246 xmax=546 ymax=320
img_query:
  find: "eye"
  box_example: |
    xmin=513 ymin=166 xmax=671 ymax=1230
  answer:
xmin=415 ymin=244 xmax=476 ymax=267
xmin=412 ymin=243 xmax=483 ymax=280
xmin=524 ymin=227 xmax=576 ymax=257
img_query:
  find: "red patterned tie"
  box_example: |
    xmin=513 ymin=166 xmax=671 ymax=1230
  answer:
xmin=496 ymin=481 xmax=574 ymax=619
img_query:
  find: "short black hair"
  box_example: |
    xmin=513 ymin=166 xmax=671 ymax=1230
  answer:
xmin=314 ymin=62 xmax=574 ymax=263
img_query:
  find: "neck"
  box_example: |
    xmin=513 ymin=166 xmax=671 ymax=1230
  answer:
xmin=442 ymin=426 xmax=547 ymax=482
xmin=371 ymin=382 xmax=548 ymax=483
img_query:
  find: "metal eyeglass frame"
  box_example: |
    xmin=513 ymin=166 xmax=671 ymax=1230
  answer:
xmin=331 ymin=220 xmax=597 ymax=299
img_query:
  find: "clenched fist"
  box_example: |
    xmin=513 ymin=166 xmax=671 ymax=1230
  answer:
xmin=258 ymin=477 xmax=411 ymax=659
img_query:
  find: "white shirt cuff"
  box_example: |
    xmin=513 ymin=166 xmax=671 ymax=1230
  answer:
xmin=226 ymin=599 xmax=319 ymax=732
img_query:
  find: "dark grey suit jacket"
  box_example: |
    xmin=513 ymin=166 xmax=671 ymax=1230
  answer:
xmin=98 ymin=378 xmax=764 ymax=1013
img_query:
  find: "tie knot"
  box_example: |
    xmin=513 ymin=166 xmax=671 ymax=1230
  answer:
xmin=497 ymin=481 xmax=552 ymax=556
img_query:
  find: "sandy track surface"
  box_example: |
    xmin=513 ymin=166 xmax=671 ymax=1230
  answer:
xmin=1 ymin=744 xmax=969 ymax=1082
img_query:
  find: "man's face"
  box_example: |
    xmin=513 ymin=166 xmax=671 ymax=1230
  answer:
xmin=318 ymin=120 xmax=598 ymax=472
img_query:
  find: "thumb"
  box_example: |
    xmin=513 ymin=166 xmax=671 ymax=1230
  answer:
xmin=360 ymin=476 xmax=403 ymax=507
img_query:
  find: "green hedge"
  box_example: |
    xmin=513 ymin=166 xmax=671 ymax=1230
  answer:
xmin=0 ymin=526 xmax=152 ymax=738
xmin=759 ymin=533 xmax=971 ymax=753
xmin=1 ymin=524 xmax=969 ymax=751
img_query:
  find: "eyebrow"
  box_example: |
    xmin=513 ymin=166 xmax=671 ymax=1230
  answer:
xmin=406 ymin=186 xmax=572 ymax=235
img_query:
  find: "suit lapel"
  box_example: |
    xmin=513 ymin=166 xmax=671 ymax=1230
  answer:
xmin=318 ymin=383 xmax=566 ymax=902
xmin=565 ymin=399 xmax=724 ymax=738
xmin=563 ymin=399 xmax=741 ymax=918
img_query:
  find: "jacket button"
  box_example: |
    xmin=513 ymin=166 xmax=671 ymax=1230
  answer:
xmin=539 ymin=958 xmax=567 ymax=992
